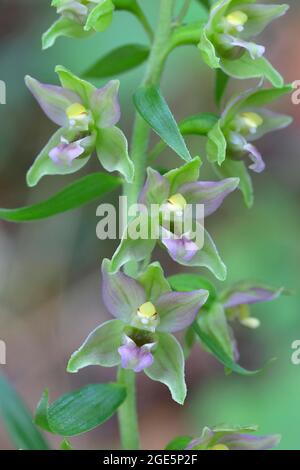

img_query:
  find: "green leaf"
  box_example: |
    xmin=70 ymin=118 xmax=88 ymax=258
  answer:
xmin=206 ymin=121 xmax=227 ymax=165
xmin=34 ymin=384 xmax=126 ymax=437
xmin=42 ymin=17 xmax=92 ymax=50
xmin=35 ymin=389 xmax=51 ymax=433
xmin=84 ymin=44 xmax=150 ymax=79
xmin=96 ymin=127 xmax=134 ymax=183
xmin=214 ymin=159 xmax=254 ymax=208
xmin=67 ymin=320 xmax=124 ymax=372
xmin=145 ymin=333 xmax=186 ymax=405
xmin=148 ymin=116 xmax=217 ymax=162
xmin=165 ymin=435 xmax=193 ymax=450
xmin=26 ymin=129 xmax=92 ymax=187
xmin=85 ymin=0 xmax=114 ymax=33
xmin=134 ymin=86 xmax=192 ymax=162
xmin=0 ymin=173 xmax=121 ymax=222
xmin=0 ymin=375 xmax=49 ymax=450
xmin=168 ymin=273 xmax=217 ymax=305
xmin=215 ymin=69 xmax=229 ymax=107
xmin=193 ymin=321 xmax=261 ymax=375
xmin=221 ymin=53 xmax=284 ymax=88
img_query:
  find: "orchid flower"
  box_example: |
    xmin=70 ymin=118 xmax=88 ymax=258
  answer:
xmin=198 ymin=0 xmax=289 ymax=87
xmin=207 ymin=83 xmax=292 ymax=206
xmin=222 ymin=281 xmax=284 ymax=329
xmin=25 ymin=66 xmax=133 ymax=186
xmin=43 ymin=0 xmax=115 ymax=49
xmin=110 ymin=157 xmax=239 ymax=281
xmin=194 ymin=281 xmax=284 ymax=362
xmin=67 ymin=260 xmax=209 ymax=404
xmin=185 ymin=425 xmax=281 ymax=450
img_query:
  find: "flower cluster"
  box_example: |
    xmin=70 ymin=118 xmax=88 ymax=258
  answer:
xmin=23 ymin=0 xmax=291 ymax=449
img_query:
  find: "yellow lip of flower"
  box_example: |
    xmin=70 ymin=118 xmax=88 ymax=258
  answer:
xmin=241 ymin=112 xmax=263 ymax=133
xmin=226 ymin=10 xmax=248 ymax=31
xmin=167 ymin=193 xmax=187 ymax=211
xmin=209 ymin=444 xmax=230 ymax=451
xmin=66 ymin=103 xmax=88 ymax=121
xmin=137 ymin=302 xmax=157 ymax=320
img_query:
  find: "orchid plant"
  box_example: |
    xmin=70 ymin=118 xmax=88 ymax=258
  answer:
xmin=0 ymin=0 xmax=292 ymax=452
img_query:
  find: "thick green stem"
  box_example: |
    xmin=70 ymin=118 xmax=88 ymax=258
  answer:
xmin=117 ymin=367 xmax=139 ymax=450
xmin=123 ymin=0 xmax=175 ymax=207
xmin=118 ymin=0 xmax=175 ymax=450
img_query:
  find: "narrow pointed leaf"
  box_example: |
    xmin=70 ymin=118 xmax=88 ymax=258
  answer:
xmin=35 ymin=384 xmax=126 ymax=437
xmin=0 ymin=173 xmax=121 ymax=222
xmin=84 ymin=44 xmax=150 ymax=79
xmin=134 ymin=86 xmax=192 ymax=162
xmin=0 ymin=375 xmax=49 ymax=450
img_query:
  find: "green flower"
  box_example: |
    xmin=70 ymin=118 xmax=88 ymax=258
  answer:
xmin=207 ymin=83 xmax=292 ymax=206
xmin=67 ymin=260 xmax=209 ymax=404
xmin=198 ymin=0 xmax=289 ymax=87
xmin=25 ymin=66 xmax=134 ymax=186
xmin=43 ymin=0 xmax=115 ymax=49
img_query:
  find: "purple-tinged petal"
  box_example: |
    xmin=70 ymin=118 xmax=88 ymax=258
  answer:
xmin=185 ymin=427 xmax=215 ymax=450
xmin=223 ymin=285 xmax=284 ymax=309
xmin=156 ymin=290 xmax=208 ymax=333
xmin=222 ymin=34 xmax=265 ymax=60
xmin=91 ymin=80 xmax=121 ymax=128
xmin=219 ymin=433 xmax=281 ymax=451
xmin=57 ymin=1 xmax=88 ymax=24
xmin=243 ymin=143 xmax=265 ymax=173
xmin=178 ymin=178 xmax=239 ymax=217
xmin=25 ymin=75 xmax=81 ymax=126
xmin=102 ymin=259 xmax=146 ymax=323
xmin=161 ymin=226 xmax=227 ymax=282
xmin=49 ymin=136 xmax=85 ymax=166
xmin=118 ymin=336 xmax=155 ymax=373
xmin=161 ymin=228 xmax=199 ymax=263
xmin=139 ymin=168 xmax=170 ymax=207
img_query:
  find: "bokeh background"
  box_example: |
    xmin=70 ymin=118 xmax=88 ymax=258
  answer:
xmin=0 ymin=0 xmax=299 ymax=450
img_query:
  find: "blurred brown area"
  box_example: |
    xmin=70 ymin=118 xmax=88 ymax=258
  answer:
xmin=0 ymin=0 xmax=299 ymax=450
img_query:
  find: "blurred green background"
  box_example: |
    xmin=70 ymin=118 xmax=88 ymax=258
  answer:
xmin=0 ymin=0 xmax=299 ymax=450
